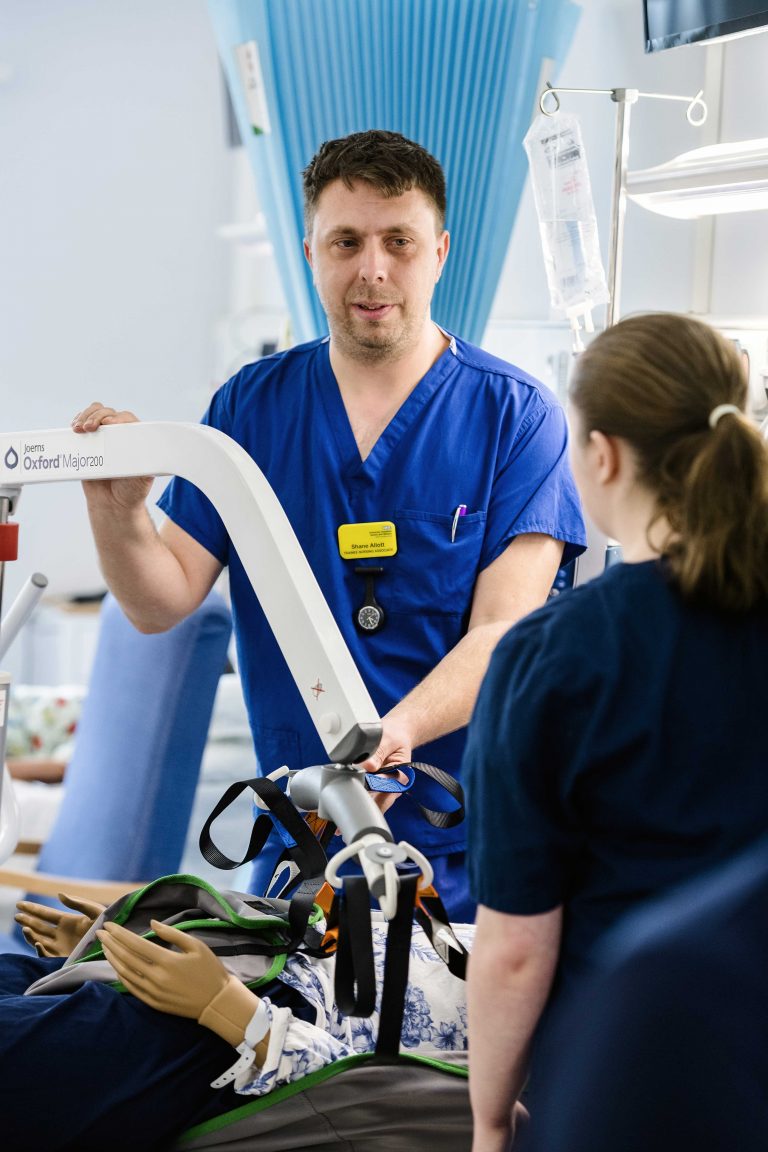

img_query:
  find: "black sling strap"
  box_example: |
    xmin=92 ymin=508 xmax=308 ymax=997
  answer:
xmin=374 ymin=873 xmax=419 ymax=1060
xmin=333 ymin=875 xmax=377 ymax=1017
xmin=405 ymin=761 xmax=465 ymax=829
xmin=198 ymin=775 xmax=328 ymax=881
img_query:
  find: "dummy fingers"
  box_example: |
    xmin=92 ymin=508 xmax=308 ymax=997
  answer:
xmin=97 ymin=921 xmax=169 ymax=966
xmin=147 ymin=919 xmax=204 ymax=952
xmin=16 ymin=898 xmax=102 ymax=954
xmin=96 ymin=930 xmax=177 ymax=1012
xmin=99 ymin=918 xmax=212 ymax=964
xmin=149 ymin=920 xmax=230 ymax=968
xmin=20 ymin=926 xmax=45 ymax=952
xmin=58 ymin=893 xmax=106 ymax=922
xmin=148 ymin=921 xmax=231 ymax=1007
xmin=97 ymin=922 xmax=228 ymax=1019
xmin=14 ymin=910 xmax=59 ymax=941
xmin=23 ymin=931 xmax=60 ymax=959
xmin=15 ymin=899 xmax=64 ymax=929
xmin=14 ymin=905 xmax=77 ymax=951
xmin=98 ymin=942 xmax=163 ymax=1010
xmin=98 ymin=922 xmax=228 ymax=992
xmin=97 ymin=936 xmax=151 ymax=984
xmin=22 ymin=930 xmax=46 ymax=956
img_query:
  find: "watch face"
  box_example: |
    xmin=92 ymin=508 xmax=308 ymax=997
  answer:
xmin=357 ymin=605 xmax=382 ymax=631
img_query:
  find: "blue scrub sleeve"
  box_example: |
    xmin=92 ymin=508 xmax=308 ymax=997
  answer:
xmin=480 ymin=400 xmax=584 ymax=572
xmin=464 ymin=608 xmax=592 ymax=914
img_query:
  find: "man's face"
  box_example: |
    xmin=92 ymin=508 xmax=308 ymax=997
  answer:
xmin=304 ymin=179 xmax=449 ymax=363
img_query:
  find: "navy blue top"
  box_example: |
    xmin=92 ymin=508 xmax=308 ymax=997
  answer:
xmin=158 ymin=334 xmax=585 ymax=856
xmin=523 ymin=835 xmax=768 ymax=1151
xmin=465 ymin=559 xmax=768 ymax=993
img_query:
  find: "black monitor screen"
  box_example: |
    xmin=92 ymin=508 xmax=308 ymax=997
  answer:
xmin=644 ymin=0 xmax=768 ymax=51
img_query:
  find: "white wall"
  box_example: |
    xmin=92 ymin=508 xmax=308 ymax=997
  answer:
xmin=710 ymin=31 xmax=768 ymax=317
xmin=0 ymin=0 xmax=234 ymax=627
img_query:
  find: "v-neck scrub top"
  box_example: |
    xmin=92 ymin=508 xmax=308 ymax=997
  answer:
xmin=158 ymin=334 xmax=586 ymax=856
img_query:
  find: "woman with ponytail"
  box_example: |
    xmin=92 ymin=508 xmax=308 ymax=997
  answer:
xmin=464 ymin=313 xmax=768 ymax=1152
xmin=568 ymin=312 xmax=768 ymax=613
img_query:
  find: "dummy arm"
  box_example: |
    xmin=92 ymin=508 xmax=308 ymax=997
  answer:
xmin=97 ymin=919 xmax=264 ymax=1055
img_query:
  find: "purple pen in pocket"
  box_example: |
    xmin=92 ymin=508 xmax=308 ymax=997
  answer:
xmin=451 ymin=504 xmax=467 ymax=543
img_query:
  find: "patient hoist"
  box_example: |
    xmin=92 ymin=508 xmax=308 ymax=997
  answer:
xmin=0 ymin=422 xmax=443 ymax=917
xmin=0 ymin=421 xmax=471 ymax=1151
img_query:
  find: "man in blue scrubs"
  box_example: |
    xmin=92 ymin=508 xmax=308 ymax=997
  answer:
xmin=72 ymin=131 xmax=585 ymax=919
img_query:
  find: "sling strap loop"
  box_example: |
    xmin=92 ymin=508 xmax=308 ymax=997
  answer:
xmin=199 ymin=776 xmax=328 ymax=881
xmin=374 ymin=873 xmax=419 ymax=1061
xmin=333 ymin=876 xmax=376 ymax=1017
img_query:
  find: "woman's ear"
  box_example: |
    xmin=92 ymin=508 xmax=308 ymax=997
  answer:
xmin=588 ymin=429 xmax=621 ymax=486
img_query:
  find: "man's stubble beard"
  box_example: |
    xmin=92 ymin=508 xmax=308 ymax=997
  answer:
xmin=328 ymin=305 xmax=426 ymax=366
xmin=335 ymin=326 xmax=408 ymax=364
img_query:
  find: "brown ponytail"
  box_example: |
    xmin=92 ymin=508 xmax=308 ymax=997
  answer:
xmin=569 ymin=313 xmax=768 ymax=612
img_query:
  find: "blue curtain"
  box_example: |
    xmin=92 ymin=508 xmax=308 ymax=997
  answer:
xmin=209 ymin=0 xmax=581 ymax=345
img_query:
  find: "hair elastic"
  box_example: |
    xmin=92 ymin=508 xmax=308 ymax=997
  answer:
xmin=708 ymin=404 xmax=741 ymax=429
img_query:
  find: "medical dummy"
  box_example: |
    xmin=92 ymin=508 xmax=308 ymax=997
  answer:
xmin=6 ymin=887 xmax=473 ymax=1152
xmin=464 ymin=313 xmax=768 ymax=1152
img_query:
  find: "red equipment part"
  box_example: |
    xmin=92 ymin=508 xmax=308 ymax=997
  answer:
xmin=0 ymin=522 xmax=19 ymax=562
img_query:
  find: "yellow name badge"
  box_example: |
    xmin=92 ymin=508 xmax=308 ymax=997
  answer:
xmin=337 ymin=521 xmax=398 ymax=559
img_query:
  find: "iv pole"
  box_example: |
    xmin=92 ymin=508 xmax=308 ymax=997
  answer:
xmin=538 ymin=84 xmax=708 ymax=327
xmin=534 ymin=86 xmax=708 ymax=577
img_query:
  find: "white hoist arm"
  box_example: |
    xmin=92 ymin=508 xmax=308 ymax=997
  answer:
xmin=0 ymin=422 xmax=382 ymax=763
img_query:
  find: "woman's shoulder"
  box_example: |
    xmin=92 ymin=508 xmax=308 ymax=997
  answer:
xmin=494 ymin=561 xmax=670 ymax=673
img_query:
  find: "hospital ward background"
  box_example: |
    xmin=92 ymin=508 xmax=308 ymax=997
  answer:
xmin=1 ymin=0 xmax=768 ymax=1148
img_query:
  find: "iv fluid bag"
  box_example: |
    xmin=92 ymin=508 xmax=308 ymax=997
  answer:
xmin=524 ymin=112 xmax=610 ymax=316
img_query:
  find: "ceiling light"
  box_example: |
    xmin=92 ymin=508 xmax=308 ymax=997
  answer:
xmin=626 ymin=138 xmax=768 ymax=219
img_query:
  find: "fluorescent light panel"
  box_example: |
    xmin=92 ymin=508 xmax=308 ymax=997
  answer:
xmin=626 ymin=138 xmax=768 ymax=218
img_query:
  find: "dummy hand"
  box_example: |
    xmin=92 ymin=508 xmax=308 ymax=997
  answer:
xmin=97 ymin=919 xmax=229 ymax=1016
xmin=96 ymin=920 xmax=261 ymax=1049
xmin=15 ymin=893 xmax=106 ymax=958
xmin=357 ymin=713 xmax=413 ymax=813
xmin=71 ymin=401 xmax=153 ymax=510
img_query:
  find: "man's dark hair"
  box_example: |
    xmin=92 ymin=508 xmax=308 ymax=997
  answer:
xmin=302 ymin=129 xmax=446 ymax=233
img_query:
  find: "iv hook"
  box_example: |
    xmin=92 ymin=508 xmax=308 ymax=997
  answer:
xmin=539 ymin=82 xmax=707 ymax=125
